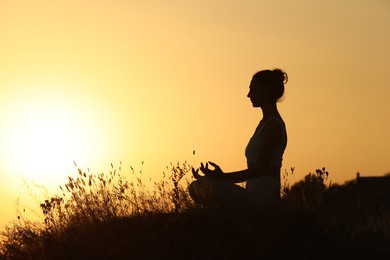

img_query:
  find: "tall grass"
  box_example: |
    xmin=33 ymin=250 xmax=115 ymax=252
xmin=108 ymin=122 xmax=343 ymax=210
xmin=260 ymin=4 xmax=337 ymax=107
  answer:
xmin=1 ymin=164 xmax=389 ymax=259
xmin=0 ymin=161 xmax=194 ymax=258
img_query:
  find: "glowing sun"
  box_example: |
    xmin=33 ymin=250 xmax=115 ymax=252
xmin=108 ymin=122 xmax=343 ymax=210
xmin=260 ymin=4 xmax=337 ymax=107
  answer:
xmin=2 ymin=94 xmax=100 ymax=188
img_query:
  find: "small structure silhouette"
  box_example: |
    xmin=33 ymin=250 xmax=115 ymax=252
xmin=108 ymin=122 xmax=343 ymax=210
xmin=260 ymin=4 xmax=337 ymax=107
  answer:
xmin=354 ymin=172 xmax=390 ymax=210
xmin=356 ymin=172 xmax=390 ymax=188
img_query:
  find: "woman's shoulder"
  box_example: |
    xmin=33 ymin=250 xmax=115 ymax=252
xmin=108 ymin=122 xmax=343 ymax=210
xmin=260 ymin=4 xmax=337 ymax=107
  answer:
xmin=265 ymin=116 xmax=285 ymax=126
xmin=262 ymin=117 xmax=286 ymax=137
xmin=264 ymin=118 xmax=283 ymax=132
xmin=256 ymin=116 xmax=285 ymax=136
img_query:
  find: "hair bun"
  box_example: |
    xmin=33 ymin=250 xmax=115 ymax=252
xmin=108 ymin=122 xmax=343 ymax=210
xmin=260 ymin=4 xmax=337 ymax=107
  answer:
xmin=272 ymin=69 xmax=288 ymax=84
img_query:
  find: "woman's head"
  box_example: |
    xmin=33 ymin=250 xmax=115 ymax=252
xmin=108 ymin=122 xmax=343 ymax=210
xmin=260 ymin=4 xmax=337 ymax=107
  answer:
xmin=248 ymin=69 xmax=288 ymax=106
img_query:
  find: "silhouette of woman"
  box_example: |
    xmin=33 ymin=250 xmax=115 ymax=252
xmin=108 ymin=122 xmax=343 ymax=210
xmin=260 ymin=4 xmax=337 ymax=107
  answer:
xmin=189 ymin=69 xmax=288 ymax=209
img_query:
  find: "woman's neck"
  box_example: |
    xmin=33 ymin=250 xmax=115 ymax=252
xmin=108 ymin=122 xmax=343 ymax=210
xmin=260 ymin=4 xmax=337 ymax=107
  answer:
xmin=260 ymin=102 xmax=280 ymax=119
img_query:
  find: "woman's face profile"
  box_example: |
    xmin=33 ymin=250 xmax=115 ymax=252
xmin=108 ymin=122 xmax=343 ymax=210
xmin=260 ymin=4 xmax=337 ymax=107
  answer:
xmin=247 ymin=79 xmax=267 ymax=107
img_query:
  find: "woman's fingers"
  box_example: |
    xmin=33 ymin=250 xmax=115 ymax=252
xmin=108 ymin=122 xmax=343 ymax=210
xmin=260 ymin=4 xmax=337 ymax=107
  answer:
xmin=208 ymin=161 xmax=219 ymax=169
xmin=198 ymin=161 xmax=223 ymax=177
xmin=200 ymin=162 xmax=211 ymax=176
xmin=200 ymin=162 xmax=206 ymax=169
xmin=192 ymin=167 xmax=200 ymax=179
xmin=208 ymin=161 xmax=223 ymax=175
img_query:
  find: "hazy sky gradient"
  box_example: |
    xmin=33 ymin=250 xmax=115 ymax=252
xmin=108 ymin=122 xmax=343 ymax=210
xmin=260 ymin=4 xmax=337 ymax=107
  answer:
xmin=1 ymin=0 xmax=389 ymax=226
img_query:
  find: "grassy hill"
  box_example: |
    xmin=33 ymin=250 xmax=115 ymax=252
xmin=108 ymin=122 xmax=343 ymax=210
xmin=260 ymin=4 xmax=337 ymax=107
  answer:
xmin=1 ymin=164 xmax=389 ymax=259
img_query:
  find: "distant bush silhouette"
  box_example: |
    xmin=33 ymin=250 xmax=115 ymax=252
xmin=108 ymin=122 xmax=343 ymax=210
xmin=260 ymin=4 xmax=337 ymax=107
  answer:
xmin=283 ymin=167 xmax=329 ymax=212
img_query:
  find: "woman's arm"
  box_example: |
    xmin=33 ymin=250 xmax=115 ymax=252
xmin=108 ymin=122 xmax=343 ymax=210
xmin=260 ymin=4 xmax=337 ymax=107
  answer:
xmin=194 ymin=119 xmax=282 ymax=182
xmin=194 ymin=162 xmax=255 ymax=183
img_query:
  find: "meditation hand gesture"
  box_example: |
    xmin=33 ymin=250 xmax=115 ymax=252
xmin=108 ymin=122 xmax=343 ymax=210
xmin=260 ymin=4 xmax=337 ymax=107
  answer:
xmin=192 ymin=162 xmax=224 ymax=179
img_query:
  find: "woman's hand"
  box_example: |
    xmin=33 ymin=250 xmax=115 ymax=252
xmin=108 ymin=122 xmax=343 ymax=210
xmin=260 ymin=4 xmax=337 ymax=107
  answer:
xmin=191 ymin=167 xmax=202 ymax=179
xmin=200 ymin=161 xmax=224 ymax=179
xmin=192 ymin=162 xmax=224 ymax=179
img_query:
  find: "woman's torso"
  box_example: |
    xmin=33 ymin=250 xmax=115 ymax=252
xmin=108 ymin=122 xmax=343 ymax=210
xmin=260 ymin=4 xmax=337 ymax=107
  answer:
xmin=245 ymin=117 xmax=287 ymax=181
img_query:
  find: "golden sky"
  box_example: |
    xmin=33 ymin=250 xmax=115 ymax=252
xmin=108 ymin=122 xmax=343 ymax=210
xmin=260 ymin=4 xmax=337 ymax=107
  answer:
xmin=1 ymin=0 xmax=389 ymax=226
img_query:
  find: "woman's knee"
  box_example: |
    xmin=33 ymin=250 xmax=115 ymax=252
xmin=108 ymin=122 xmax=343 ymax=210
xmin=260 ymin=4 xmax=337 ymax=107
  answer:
xmin=188 ymin=180 xmax=199 ymax=198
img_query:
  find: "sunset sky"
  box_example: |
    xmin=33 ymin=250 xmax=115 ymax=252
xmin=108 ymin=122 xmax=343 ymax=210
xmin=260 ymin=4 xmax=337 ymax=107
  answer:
xmin=1 ymin=0 xmax=389 ymax=227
